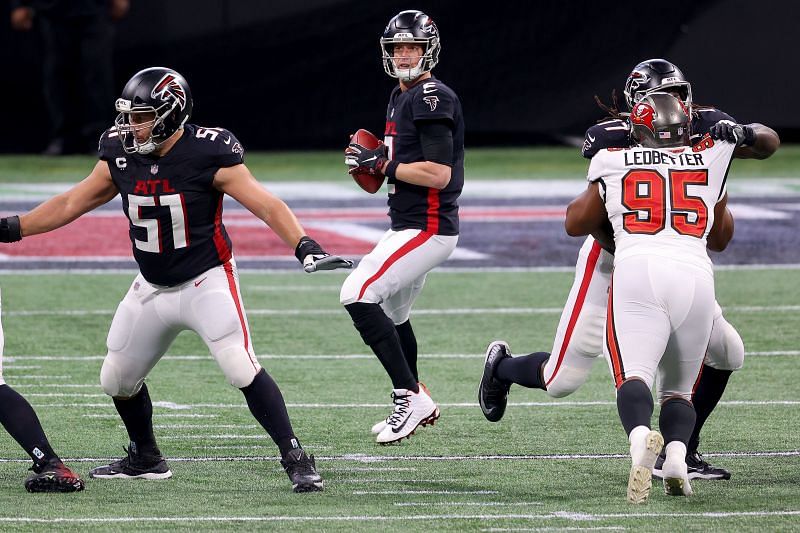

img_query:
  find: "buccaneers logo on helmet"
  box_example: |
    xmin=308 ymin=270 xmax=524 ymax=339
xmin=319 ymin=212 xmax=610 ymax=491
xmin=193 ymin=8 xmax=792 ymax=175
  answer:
xmin=151 ymin=73 xmax=188 ymax=110
xmin=631 ymin=102 xmax=656 ymax=133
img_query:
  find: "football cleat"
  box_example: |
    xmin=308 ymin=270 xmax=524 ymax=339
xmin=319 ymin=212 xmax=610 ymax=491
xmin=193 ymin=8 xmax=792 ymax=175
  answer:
xmin=281 ymin=448 xmax=323 ymax=493
xmin=653 ymin=450 xmax=731 ymax=480
xmin=24 ymin=459 xmax=85 ymax=493
xmin=376 ymin=386 xmax=439 ymax=444
xmin=89 ymin=445 xmax=172 ymax=480
xmin=371 ymin=382 xmax=439 ymax=435
xmin=627 ymin=429 xmax=664 ymax=504
xmin=479 ymin=341 xmax=512 ymax=422
xmin=661 ymin=453 xmax=693 ymax=497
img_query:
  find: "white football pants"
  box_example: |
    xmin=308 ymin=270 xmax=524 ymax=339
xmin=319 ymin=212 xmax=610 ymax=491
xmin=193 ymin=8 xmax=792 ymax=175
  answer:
xmin=340 ymin=229 xmax=458 ymax=324
xmin=100 ymin=258 xmax=261 ymax=398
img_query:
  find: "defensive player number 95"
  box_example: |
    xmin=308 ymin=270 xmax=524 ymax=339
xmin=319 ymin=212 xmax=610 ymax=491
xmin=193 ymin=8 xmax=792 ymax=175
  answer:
xmin=621 ymin=169 xmax=709 ymax=237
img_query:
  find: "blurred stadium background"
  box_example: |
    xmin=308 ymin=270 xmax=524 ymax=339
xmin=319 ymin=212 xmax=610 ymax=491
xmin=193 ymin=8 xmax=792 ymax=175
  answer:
xmin=1 ymin=0 xmax=797 ymax=152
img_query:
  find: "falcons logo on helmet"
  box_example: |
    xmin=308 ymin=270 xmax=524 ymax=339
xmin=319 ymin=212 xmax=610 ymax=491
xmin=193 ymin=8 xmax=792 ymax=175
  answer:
xmin=627 ymin=71 xmax=650 ymax=94
xmin=631 ymin=102 xmax=656 ymax=132
xmin=151 ymin=73 xmax=187 ymax=110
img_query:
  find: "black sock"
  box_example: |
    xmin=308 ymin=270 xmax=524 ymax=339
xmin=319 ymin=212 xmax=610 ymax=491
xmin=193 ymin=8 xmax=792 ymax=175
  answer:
xmin=345 ymin=302 xmax=417 ymax=391
xmin=113 ymin=382 xmax=160 ymax=456
xmin=395 ymin=320 xmax=418 ymax=382
xmin=241 ymin=369 xmax=299 ymax=458
xmin=616 ymin=379 xmax=654 ymax=435
xmin=659 ymin=398 xmax=697 ymax=446
xmin=689 ymin=365 xmax=732 ymax=451
xmin=0 ymin=384 xmax=60 ymax=467
xmin=495 ymin=352 xmax=549 ymax=389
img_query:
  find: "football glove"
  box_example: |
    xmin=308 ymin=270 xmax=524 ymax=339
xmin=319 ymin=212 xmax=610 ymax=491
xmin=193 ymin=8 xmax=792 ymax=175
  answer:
xmin=294 ymin=236 xmax=354 ymax=273
xmin=709 ymin=120 xmax=756 ymax=147
xmin=0 ymin=216 xmax=22 ymax=242
xmin=344 ymin=142 xmax=388 ymax=176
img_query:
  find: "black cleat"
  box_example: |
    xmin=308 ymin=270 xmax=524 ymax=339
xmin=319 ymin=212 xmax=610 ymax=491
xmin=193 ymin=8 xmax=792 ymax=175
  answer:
xmin=479 ymin=340 xmax=512 ymax=422
xmin=653 ymin=450 xmax=731 ymax=480
xmin=89 ymin=445 xmax=172 ymax=480
xmin=24 ymin=459 xmax=85 ymax=493
xmin=281 ymin=448 xmax=323 ymax=493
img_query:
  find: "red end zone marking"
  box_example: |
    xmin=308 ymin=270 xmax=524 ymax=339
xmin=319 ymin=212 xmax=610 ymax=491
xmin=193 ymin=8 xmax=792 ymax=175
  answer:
xmin=3 ymin=213 xmax=375 ymax=258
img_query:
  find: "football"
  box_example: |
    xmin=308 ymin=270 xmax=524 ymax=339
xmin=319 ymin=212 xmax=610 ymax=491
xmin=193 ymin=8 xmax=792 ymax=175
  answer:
xmin=348 ymin=129 xmax=386 ymax=194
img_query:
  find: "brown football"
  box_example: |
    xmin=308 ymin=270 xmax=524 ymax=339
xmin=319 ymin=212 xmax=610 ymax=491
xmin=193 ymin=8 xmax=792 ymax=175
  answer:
xmin=348 ymin=129 xmax=386 ymax=194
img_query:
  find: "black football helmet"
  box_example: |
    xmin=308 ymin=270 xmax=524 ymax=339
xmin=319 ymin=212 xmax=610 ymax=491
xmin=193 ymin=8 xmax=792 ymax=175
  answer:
xmin=114 ymin=67 xmax=193 ymax=155
xmin=380 ymin=10 xmax=440 ymax=82
xmin=629 ymin=92 xmax=690 ymax=148
xmin=623 ymin=59 xmax=692 ymax=112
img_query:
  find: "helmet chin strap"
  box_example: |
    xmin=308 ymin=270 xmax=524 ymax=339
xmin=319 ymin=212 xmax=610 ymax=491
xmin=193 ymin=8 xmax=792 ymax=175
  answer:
xmin=395 ymin=57 xmax=425 ymax=83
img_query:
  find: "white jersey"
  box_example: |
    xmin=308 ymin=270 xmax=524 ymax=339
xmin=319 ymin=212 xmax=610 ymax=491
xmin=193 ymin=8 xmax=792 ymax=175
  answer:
xmin=587 ymin=137 xmax=736 ymax=273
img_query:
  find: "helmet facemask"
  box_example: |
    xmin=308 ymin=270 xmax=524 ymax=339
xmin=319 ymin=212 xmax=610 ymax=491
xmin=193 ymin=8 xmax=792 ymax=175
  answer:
xmin=380 ymin=37 xmax=440 ymax=82
xmin=114 ymin=98 xmax=180 ymax=155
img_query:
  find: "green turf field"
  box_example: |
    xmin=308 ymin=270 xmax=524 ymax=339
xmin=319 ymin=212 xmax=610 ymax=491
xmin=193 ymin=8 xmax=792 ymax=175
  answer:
xmin=1 ymin=145 xmax=799 ymax=183
xmin=0 ymin=269 xmax=797 ymax=531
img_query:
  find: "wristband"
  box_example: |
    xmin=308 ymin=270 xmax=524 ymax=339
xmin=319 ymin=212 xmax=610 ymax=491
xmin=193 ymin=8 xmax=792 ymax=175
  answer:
xmin=384 ymin=160 xmax=400 ymax=179
xmin=0 ymin=216 xmax=22 ymax=243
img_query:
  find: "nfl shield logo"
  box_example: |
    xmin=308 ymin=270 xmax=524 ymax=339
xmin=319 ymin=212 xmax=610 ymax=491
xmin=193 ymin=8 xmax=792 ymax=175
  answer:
xmin=150 ymin=164 xmax=159 ymax=175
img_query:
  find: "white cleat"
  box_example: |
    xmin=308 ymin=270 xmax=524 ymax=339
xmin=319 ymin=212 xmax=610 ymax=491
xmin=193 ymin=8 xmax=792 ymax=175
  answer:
xmin=663 ymin=444 xmax=693 ymax=497
xmin=627 ymin=428 xmax=664 ymax=504
xmin=371 ymin=383 xmax=439 ymax=435
xmin=371 ymin=418 xmax=388 ymax=435
xmin=375 ymin=386 xmax=439 ymax=445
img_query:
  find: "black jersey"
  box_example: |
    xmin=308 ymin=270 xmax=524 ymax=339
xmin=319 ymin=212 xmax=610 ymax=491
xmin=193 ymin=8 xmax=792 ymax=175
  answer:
xmin=383 ymin=77 xmax=464 ymax=236
xmin=581 ymin=108 xmax=736 ymax=159
xmin=98 ymin=124 xmax=244 ymax=286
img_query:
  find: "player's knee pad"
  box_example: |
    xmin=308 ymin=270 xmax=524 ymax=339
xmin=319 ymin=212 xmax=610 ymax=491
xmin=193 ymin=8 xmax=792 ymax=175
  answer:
xmin=100 ymin=354 xmax=144 ymax=398
xmin=106 ymin=300 xmax=139 ymax=353
xmin=705 ymin=315 xmax=745 ymax=371
xmin=214 ymin=344 xmax=260 ymax=388
xmin=545 ymin=364 xmax=591 ymax=398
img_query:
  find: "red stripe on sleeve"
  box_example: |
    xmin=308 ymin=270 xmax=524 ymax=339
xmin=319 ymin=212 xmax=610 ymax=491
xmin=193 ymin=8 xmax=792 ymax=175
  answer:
xmin=213 ymin=195 xmax=232 ymax=262
xmin=426 ymin=188 xmax=440 ymax=234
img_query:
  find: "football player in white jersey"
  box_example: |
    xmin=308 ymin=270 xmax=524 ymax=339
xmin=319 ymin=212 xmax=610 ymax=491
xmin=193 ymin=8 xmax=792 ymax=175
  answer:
xmin=479 ymin=59 xmax=780 ymax=481
xmin=564 ymin=92 xmax=740 ymax=502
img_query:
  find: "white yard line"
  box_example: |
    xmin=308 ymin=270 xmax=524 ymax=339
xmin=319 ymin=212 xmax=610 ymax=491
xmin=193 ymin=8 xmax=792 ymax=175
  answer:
xmin=5 ymin=304 xmax=799 ymax=317
xmin=0 ymin=511 xmax=797 ymax=524
xmin=1 ymin=450 xmax=797 ymax=465
xmin=27 ymin=399 xmax=800 ymax=408
xmin=6 ymin=350 xmax=799 ymax=363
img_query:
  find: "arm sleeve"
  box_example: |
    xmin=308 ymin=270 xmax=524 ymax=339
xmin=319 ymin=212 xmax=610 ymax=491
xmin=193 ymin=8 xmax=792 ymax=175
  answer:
xmin=417 ymin=120 xmax=453 ymax=166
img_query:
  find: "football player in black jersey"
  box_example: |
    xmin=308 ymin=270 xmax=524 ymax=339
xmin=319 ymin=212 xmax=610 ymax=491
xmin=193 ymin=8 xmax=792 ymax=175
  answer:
xmin=342 ymin=10 xmax=465 ymax=444
xmin=479 ymin=59 xmax=779 ymax=480
xmin=0 ymin=289 xmax=85 ymax=492
xmin=0 ymin=66 xmax=353 ymax=492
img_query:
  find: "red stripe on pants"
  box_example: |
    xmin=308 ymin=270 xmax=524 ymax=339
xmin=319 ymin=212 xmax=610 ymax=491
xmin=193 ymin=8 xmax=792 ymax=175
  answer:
xmin=357 ymin=232 xmax=434 ymax=301
xmin=545 ymin=241 xmax=602 ymax=387
xmin=222 ymin=261 xmax=255 ymax=369
xmin=606 ymin=277 xmax=625 ymax=388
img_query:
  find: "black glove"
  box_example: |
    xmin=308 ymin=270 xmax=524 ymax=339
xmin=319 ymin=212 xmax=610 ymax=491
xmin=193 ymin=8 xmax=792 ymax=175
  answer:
xmin=294 ymin=236 xmax=354 ymax=273
xmin=709 ymin=120 xmax=756 ymax=147
xmin=0 ymin=216 xmax=22 ymax=242
xmin=344 ymin=142 xmax=388 ymax=176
